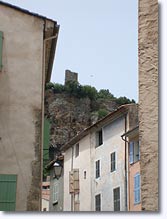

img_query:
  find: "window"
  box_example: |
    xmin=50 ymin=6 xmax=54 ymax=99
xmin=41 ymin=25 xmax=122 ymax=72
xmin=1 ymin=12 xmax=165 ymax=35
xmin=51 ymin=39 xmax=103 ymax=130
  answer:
xmin=129 ymin=141 xmax=140 ymax=164
xmin=0 ymin=31 xmax=3 ymax=71
xmin=84 ymin=171 xmax=86 ymax=179
xmin=0 ymin=174 xmax=17 ymax=211
xmin=95 ymin=160 xmax=100 ymax=178
xmin=134 ymin=173 xmax=140 ymax=204
xmin=113 ymin=187 xmax=120 ymax=211
xmin=95 ymin=194 xmax=101 ymax=211
xmin=75 ymin=143 xmax=79 ymax=157
xmin=53 ymin=181 xmax=59 ymax=204
xmin=111 ymin=152 xmax=116 ymax=172
xmin=96 ymin=129 xmax=103 ymax=147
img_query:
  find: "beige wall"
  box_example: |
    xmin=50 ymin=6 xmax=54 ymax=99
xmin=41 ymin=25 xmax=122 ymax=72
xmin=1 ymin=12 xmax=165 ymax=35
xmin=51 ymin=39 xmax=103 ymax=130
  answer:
xmin=91 ymin=117 xmax=126 ymax=211
xmin=139 ymin=0 xmax=158 ymax=211
xmin=64 ymin=115 xmax=129 ymax=211
xmin=63 ymin=134 xmax=92 ymax=211
xmin=0 ymin=5 xmax=44 ymax=211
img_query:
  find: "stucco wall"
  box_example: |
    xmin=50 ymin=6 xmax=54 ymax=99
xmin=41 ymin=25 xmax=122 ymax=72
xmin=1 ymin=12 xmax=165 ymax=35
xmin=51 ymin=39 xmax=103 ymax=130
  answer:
xmin=138 ymin=0 xmax=158 ymax=211
xmin=0 ymin=5 xmax=44 ymax=211
xmin=129 ymin=162 xmax=141 ymax=211
xmin=63 ymin=134 xmax=92 ymax=211
xmin=90 ymin=116 xmax=126 ymax=211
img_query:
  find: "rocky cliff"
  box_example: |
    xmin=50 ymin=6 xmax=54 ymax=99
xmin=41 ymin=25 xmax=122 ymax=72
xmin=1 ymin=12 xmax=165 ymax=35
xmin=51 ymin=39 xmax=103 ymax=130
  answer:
xmin=44 ymin=88 xmax=118 ymax=156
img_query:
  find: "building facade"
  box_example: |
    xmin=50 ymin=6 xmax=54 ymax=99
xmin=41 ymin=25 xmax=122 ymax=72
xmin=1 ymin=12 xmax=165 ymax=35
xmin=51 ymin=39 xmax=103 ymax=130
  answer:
xmin=61 ymin=104 xmax=138 ymax=211
xmin=138 ymin=0 xmax=158 ymax=211
xmin=0 ymin=2 xmax=59 ymax=211
xmin=122 ymin=126 xmax=141 ymax=211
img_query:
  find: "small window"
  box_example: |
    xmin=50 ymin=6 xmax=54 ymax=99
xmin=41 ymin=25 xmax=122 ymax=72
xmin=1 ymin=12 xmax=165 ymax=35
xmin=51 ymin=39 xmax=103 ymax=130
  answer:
xmin=84 ymin=171 xmax=86 ymax=179
xmin=113 ymin=187 xmax=120 ymax=211
xmin=95 ymin=194 xmax=101 ymax=211
xmin=129 ymin=141 xmax=140 ymax=164
xmin=134 ymin=173 xmax=140 ymax=204
xmin=53 ymin=181 xmax=59 ymax=204
xmin=75 ymin=143 xmax=79 ymax=157
xmin=96 ymin=129 xmax=103 ymax=147
xmin=111 ymin=152 xmax=116 ymax=172
xmin=95 ymin=160 xmax=100 ymax=178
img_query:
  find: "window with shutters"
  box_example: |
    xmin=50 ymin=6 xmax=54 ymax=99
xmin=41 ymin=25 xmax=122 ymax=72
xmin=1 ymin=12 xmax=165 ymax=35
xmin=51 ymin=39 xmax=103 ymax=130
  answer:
xmin=113 ymin=187 xmax=120 ymax=211
xmin=0 ymin=31 xmax=3 ymax=71
xmin=111 ymin=152 xmax=116 ymax=172
xmin=95 ymin=160 xmax=100 ymax=179
xmin=134 ymin=173 xmax=140 ymax=204
xmin=0 ymin=174 xmax=17 ymax=211
xmin=96 ymin=129 xmax=103 ymax=147
xmin=53 ymin=180 xmax=59 ymax=204
xmin=95 ymin=194 xmax=101 ymax=211
xmin=129 ymin=141 xmax=140 ymax=164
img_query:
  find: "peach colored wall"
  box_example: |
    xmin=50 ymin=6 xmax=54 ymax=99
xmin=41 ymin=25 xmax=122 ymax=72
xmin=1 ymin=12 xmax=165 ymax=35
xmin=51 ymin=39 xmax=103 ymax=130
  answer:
xmin=129 ymin=161 xmax=141 ymax=211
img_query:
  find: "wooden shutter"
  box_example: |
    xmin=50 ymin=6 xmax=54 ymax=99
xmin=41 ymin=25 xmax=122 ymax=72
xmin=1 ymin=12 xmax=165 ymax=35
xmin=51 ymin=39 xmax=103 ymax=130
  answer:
xmin=69 ymin=171 xmax=74 ymax=194
xmin=69 ymin=169 xmax=79 ymax=194
xmin=0 ymin=31 xmax=3 ymax=70
xmin=0 ymin=174 xmax=17 ymax=211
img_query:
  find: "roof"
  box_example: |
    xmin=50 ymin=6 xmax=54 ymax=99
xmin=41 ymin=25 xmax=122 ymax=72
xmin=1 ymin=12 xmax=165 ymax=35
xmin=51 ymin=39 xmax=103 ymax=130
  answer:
xmin=0 ymin=1 xmax=60 ymax=83
xmin=46 ymin=155 xmax=64 ymax=170
xmin=0 ymin=0 xmax=56 ymax=22
xmin=61 ymin=104 xmax=137 ymax=151
xmin=121 ymin=125 xmax=139 ymax=138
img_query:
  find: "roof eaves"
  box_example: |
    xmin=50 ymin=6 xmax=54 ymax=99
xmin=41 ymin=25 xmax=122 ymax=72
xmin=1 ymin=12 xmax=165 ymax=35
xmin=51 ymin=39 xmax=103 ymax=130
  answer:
xmin=0 ymin=0 xmax=57 ymax=23
xmin=61 ymin=104 xmax=134 ymax=151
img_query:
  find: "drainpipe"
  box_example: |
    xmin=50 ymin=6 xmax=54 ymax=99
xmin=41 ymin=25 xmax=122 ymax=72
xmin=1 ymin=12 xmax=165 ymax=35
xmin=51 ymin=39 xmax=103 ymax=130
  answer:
xmin=122 ymin=114 xmax=128 ymax=211
xmin=41 ymin=26 xmax=58 ymax=210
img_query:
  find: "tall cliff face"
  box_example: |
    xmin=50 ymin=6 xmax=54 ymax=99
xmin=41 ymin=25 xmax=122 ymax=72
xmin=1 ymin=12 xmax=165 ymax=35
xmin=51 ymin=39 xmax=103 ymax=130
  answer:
xmin=44 ymin=89 xmax=118 ymax=155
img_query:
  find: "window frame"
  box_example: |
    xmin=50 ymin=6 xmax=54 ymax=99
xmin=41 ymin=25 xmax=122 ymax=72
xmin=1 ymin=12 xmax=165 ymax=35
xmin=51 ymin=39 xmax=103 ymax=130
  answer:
xmin=134 ymin=173 xmax=141 ymax=204
xmin=96 ymin=129 xmax=103 ymax=147
xmin=111 ymin=152 xmax=116 ymax=172
xmin=53 ymin=180 xmax=59 ymax=204
xmin=75 ymin=143 xmax=79 ymax=158
xmin=95 ymin=193 xmax=101 ymax=211
xmin=113 ymin=187 xmax=120 ymax=211
xmin=95 ymin=160 xmax=100 ymax=179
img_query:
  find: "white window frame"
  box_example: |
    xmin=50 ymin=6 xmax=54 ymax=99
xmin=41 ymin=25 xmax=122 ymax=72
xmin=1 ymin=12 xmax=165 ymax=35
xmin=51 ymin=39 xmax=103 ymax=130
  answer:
xmin=53 ymin=180 xmax=59 ymax=204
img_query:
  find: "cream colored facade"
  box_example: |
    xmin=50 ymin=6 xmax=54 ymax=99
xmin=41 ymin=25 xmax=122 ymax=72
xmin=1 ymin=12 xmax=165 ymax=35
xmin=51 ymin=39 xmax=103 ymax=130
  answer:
xmin=62 ymin=104 xmax=138 ymax=211
xmin=0 ymin=2 xmax=59 ymax=211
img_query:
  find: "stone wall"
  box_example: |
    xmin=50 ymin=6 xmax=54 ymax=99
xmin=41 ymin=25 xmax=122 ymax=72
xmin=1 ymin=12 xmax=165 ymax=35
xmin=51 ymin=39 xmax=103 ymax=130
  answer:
xmin=138 ymin=0 xmax=158 ymax=211
xmin=65 ymin=70 xmax=78 ymax=85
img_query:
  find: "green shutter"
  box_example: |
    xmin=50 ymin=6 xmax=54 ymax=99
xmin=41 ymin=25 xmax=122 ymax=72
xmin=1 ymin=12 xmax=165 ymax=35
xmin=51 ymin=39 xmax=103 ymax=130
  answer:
xmin=0 ymin=31 xmax=3 ymax=70
xmin=0 ymin=174 xmax=17 ymax=211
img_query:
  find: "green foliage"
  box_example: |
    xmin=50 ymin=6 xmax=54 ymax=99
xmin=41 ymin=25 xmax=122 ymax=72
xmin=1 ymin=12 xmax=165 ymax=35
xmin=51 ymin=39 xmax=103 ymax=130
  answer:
xmin=98 ymin=109 xmax=109 ymax=119
xmin=115 ymin=96 xmax=136 ymax=105
xmin=45 ymin=82 xmax=136 ymax=104
xmin=97 ymin=89 xmax=115 ymax=99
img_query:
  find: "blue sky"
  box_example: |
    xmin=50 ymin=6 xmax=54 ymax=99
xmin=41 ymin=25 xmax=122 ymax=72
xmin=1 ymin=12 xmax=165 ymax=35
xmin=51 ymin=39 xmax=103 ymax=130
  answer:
xmin=4 ymin=0 xmax=138 ymax=101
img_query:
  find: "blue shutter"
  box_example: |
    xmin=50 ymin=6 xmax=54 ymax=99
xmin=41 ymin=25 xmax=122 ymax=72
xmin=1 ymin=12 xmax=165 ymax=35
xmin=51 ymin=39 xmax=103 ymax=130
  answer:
xmin=134 ymin=173 xmax=140 ymax=204
xmin=129 ymin=142 xmax=134 ymax=164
